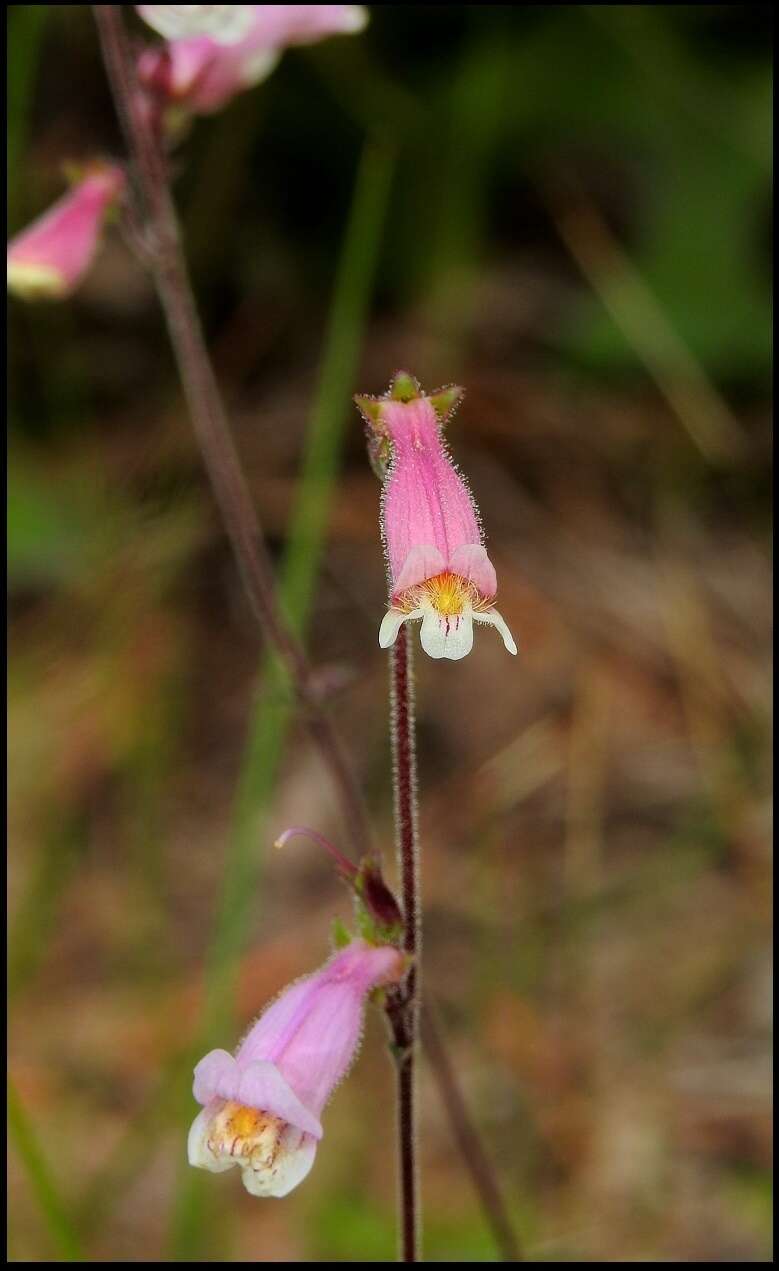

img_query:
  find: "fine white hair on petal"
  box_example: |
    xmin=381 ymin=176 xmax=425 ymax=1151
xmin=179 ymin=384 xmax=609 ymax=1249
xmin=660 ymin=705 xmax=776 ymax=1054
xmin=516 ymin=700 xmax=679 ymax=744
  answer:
xmin=187 ymin=1107 xmax=236 ymax=1173
xmin=419 ymin=606 xmax=474 ymax=660
xmin=474 ymin=607 xmax=518 ymax=655
xmin=136 ymin=5 xmax=255 ymax=43
xmin=241 ymin=1129 xmax=318 ymax=1199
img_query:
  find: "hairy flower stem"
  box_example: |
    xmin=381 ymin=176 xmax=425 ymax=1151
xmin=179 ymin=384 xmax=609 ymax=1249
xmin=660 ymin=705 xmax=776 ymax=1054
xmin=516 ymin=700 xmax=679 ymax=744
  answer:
xmin=93 ymin=4 xmax=370 ymax=860
xmin=386 ymin=624 xmax=420 ymax=1261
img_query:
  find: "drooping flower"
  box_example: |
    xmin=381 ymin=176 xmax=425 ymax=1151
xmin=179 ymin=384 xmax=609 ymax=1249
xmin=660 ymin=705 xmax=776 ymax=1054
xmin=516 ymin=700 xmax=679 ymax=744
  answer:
xmin=7 ymin=164 xmax=125 ymax=301
xmin=138 ymin=5 xmax=368 ymax=117
xmin=355 ymin=374 xmax=518 ymax=662
xmin=188 ymin=940 xmax=404 ymax=1197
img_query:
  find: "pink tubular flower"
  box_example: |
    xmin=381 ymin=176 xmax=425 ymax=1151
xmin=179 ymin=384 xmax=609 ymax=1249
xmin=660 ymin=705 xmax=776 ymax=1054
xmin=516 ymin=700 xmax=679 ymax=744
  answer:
xmin=138 ymin=5 xmax=368 ymax=116
xmin=7 ymin=164 xmax=125 ymax=301
xmin=356 ymin=375 xmax=518 ymax=662
xmin=188 ymin=941 xmax=404 ymax=1196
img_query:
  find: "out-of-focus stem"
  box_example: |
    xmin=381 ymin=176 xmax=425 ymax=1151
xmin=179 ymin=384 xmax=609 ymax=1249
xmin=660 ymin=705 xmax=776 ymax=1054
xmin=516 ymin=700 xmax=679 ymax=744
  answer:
xmin=549 ymin=183 xmax=745 ymax=464
xmin=92 ymin=4 xmax=370 ymax=860
xmin=421 ymin=1002 xmax=523 ymax=1262
xmin=386 ymin=624 xmax=420 ymax=1262
xmin=8 ymin=1080 xmax=83 ymax=1262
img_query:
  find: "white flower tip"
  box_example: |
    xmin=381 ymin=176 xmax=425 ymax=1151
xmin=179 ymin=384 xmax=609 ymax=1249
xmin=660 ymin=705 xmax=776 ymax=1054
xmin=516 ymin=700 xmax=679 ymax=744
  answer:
xmin=137 ymin=4 xmax=255 ymax=43
xmin=342 ymin=6 xmax=369 ymax=33
xmin=419 ymin=608 xmax=474 ymax=660
xmin=188 ymin=1101 xmax=318 ymax=1198
xmin=7 ymin=261 xmax=68 ymax=300
xmin=474 ymin=607 xmax=518 ymax=656
xmin=240 ymin=1128 xmax=317 ymax=1198
xmin=240 ymin=49 xmax=281 ymax=90
xmin=187 ymin=1107 xmax=235 ymax=1174
xmin=497 ymin=624 xmax=518 ymax=656
xmin=378 ymin=608 xmax=405 ymax=649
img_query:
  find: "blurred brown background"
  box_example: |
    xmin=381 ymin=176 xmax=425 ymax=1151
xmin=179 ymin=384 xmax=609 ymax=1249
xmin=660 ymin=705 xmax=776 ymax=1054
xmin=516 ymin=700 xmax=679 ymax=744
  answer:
xmin=8 ymin=4 xmax=772 ymax=1262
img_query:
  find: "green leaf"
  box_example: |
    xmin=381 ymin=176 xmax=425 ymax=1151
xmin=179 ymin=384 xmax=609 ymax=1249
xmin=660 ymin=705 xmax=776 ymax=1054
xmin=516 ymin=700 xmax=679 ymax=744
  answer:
xmin=8 ymin=1080 xmax=83 ymax=1261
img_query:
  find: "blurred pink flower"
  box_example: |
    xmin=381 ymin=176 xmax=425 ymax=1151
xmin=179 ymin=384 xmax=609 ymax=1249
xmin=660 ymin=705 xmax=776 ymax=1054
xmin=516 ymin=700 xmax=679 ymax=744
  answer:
xmin=136 ymin=5 xmax=257 ymax=43
xmin=358 ymin=378 xmax=518 ymax=661
xmin=188 ymin=941 xmax=403 ymax=1197
xmin=7 ymin=164 xmax=125 ymax=301
xmin=138 ymin=5 xmax=368 ymax=116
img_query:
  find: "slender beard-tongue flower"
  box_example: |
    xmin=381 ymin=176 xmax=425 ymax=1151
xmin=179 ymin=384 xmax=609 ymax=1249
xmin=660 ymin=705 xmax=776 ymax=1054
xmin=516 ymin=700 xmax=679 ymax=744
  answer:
xmin=357 ymin=376 xmax=518 ymax=661
xmin=138 ymin=5 xmax=368 ymax=116
xmin=188 ymin=941 xmax=404 ymax=1197
xmin=7 ymin=164 xmax=125 ymax=301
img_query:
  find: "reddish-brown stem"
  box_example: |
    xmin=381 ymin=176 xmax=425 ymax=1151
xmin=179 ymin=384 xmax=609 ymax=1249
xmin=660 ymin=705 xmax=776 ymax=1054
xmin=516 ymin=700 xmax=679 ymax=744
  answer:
xmin=421 ymin=1002 xmax=523 ymax=1262
xmin=92 ymin=4 xmax=371 ymax=861
xmin=386 ymin=624 xmax=420 ymax=1261
xmin=385 ymin=631 xmax=522 ymax=1263
xmin=395 ymin=1053 xmax=417 ymax=1261
xmin=393 ymin=626 xmax=419 ymax=970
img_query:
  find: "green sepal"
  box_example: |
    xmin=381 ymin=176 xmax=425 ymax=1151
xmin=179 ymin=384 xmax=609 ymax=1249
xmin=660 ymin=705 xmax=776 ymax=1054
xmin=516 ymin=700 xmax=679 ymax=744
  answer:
xmin=353 ymin=896 xmax=404 ymax=949
xmin=389 ymin=371 xmax=421 ymax=403
xmin=366 ymin=431 xmax=393 ymax=482
xmin=331 ymin=916 xmax=353 ymax=949
xmin=428 ymin=384 xmax=464 ymax=426
xmin=356 ymin=905 xmax=377 ymax=943
xmin=354 ymin=394 xmax=393 ymax=483
xmin=353 ymin=394 xmax=383 ymax=427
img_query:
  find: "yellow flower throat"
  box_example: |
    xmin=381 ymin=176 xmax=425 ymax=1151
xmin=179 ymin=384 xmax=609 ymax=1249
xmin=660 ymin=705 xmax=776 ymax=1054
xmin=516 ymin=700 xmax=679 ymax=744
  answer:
xmin=398 ymin=571 xmax=490 ymax=616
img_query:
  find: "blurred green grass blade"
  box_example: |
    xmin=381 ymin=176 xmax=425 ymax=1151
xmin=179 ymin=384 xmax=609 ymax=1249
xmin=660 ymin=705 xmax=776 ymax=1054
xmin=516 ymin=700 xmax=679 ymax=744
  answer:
xmin=279 ymin=142 xmax=394 ymax=626
xmin=169 ymin=142 xmax=394 ymax=1261
xmin=7 ymin=448 xmax=88 ymax=586
xmin=8 ymin=815 xmax=85 ymax=1000
xmin=7 ymin=5 xmax=49 ymax=228
xmin=202 ymin=672 xmax=292 ymax=1035
xmin=586 ymin=4 xmax=772 ymax=172
xmin=8 ymin=1079 xmax=83 ymax=1261
xmin=423 ymin=38 xmax=511 ymax=350
xmin=76 ymin=1055 xmax=186 ymax=1241
xmin=207 ymin=139 xmax=395 ymax=1034
xmin=551 ymin=192 xmax=746 ymax=464
xmin=184 ymin=89 xmax=268 ymax=277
